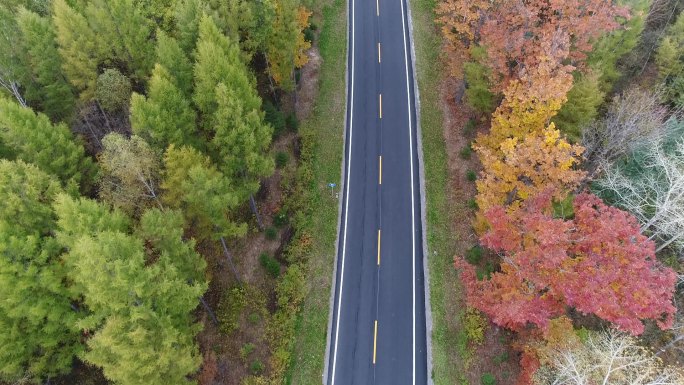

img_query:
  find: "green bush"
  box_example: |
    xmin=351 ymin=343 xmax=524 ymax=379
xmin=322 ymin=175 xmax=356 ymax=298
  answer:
xmin=304 ymin=27 xmax=315 ymax=43
xmin=250 ymin=359 xmax=264 ymax=375
xmin=286 ymin=113 xmax=299 ymax=132
xmin=463 ymin=118 xmax=477 ymax=136
xmin=96 ymin=68 xmax=131 ymax=112
xmin=275 ymin=151 xmax=289 ymax=169
xmin=240 ymin=343 xmax=255 ymax=360
xmin=467 ymin=198 xmax=478 ymax=210
xmin=459 ymin=145 xmax=472 ymax=160
xmin=264 ymin=101 xmax=286 ymax=137
xmin=493 ymin=351 xmax=509 ymax=364
xmin=259 ymin=253 xmax=280 ymax=278
xmin=481 ymin=373 xmax=496 ymax=385
xmin=273 ymin=209 xmax=288 ymax=228
xmin=265 ymin=226 xmax=278 ymax=240
xmin=465 ymin=245 xmax=484 ymax=265
xmin=247 ymin=312 xmax=260 ymax=324
xmin=464 ymin=307 xmax=487 ymax=345
xmin=466 ymin=170 xmax=477 ymax=182
xmin=464 ymin=47 xmax=496 ymax=114
xmin=218 ymin=287 xmax=246 ymax=335
xmin=476 ymin=262 xmax=495 ymax=281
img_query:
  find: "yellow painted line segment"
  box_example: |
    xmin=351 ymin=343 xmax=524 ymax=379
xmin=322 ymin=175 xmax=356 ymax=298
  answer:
xmin=379 ymin=94 xmax=382 ymax=119
xmin=373 ymin=320 xmax=378 ymax=364
xmin=377 ymin=229 xmax=381 ymax=265
xmin=379 ymin=156 xmax=382 ymax=185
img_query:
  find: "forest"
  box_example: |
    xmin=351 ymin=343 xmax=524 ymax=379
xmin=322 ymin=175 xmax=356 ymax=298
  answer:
xmin=432 ymin=0 xmax=684 ymax=383
xmin=0 ymin=0 xmax=317 ymax=384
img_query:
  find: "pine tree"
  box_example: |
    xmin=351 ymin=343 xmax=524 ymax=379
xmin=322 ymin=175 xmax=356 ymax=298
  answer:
xmin=174 ymin=0 xmax=203 ymax=56
xmin=553 ymin=71 xmax=605 ymax=142
xmin=52 ymin=0 xmax=105 ymax=101
xmin=55 ymin=196 xmax=206 ymax=385
xmin=131 ymin=64 xmax=197 ymax=151
xmin=155 ymin=30 xmax=194 ymax=97
xmin=0 ymin=5 xmax=34 ymax=106
xmin=212 ymin=83 xmax=273 ymax=198
xmin=0 ymin=160 xmax=81 ymax=382
xmin=16 ymin=8 xmax=75 ymax=122
xmin=265 ymin=0 xmax=307 ymax=90
xmin=162 ymin=145 xmax=246 ymax=239
xmin=0 ymin=98 xmax=94 ymax=190
xmin=83 ymin=0 xmax=154 ymax=82
xmin=193 ymin=15 xmax=273 ymax=196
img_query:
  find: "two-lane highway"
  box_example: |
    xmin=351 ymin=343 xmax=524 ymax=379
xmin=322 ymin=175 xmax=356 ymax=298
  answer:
xmin=326 ymin=0 xmax=427 ymax=381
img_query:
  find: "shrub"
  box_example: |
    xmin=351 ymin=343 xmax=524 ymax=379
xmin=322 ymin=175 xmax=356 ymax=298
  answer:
xmin=264 ymin=101 xmax=286 ymax=137
xmin=459 ymin=145 xmax=472 ymax=159
xmin=275 ymin=151 xmax=289 ymax=169
xmin=466 ymin=170 xmax=477 ymax=182
xmin=217 ymin=287 xmax=246 ymax=335
xmin=463 ymin=118 xmax=477 ymax=136
xmin=247 ymin=312 xmax=260 ymax=324
xmin=465 ymin=245 xmax=484 ymax=265
xmin=240 ymin=343 xmax=255 ymax=360
xmin=481 ymin=373 xmax=496 ymax=385
xmin=265 ymin=226 xmax=278 ymax=240
xmin=464 ymin=307 xmax=487 ymax=345
xmin=286 ymin=113 xmax=299 ymax=132
xmin=304 ymin=27 xmax=315 ymax=43
xmin=249 ymin=360 xmax=264 ymax=375
xmin=260 ymin=253 xmax=280 ymax=278
xmin=273 ymin=209 xmax=288 ymax=228
xmin=467 ymin=198 xmax=478 ymax=210
xmin=493 ymin=351 xmax=509 ymax=364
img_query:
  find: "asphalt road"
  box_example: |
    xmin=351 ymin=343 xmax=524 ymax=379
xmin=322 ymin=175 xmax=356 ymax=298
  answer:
xmin=325 ymin=0 xmax=427 ymax=381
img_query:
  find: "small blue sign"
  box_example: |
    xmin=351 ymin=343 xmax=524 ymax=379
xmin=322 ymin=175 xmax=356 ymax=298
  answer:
xmin=328 ymin=183 xmax=337 ymax=188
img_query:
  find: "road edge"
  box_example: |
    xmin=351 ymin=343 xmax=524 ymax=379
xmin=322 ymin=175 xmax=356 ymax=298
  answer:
xmin=321 ymin=0 xmax=350 ymax=382
xmin=405 ymin=0 xmax=434 ymax=383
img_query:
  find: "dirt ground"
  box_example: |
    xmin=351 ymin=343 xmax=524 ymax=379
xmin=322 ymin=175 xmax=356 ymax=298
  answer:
xmin=438 ymin=76 xmax=521 ymax=384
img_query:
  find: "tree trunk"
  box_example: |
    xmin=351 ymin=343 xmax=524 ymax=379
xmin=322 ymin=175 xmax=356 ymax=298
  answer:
xmin=199 ymin=296 xmax=219 ymax=326
xmin=95 ymin=101 xmax=113 ymax=133
xmin=220 ymin=236 xmax=241 ymax=284
xmin=250 ymin=194 xmax=264 ymax=230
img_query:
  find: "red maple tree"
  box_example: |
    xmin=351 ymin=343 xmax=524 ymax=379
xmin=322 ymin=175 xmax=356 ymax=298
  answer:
xmin=456 ymin=190 xmax=677 ymax=335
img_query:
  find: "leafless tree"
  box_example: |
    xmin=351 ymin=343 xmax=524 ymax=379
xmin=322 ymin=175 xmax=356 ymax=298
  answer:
xmin=582 ymin=88 xmax=669 ymax=178
xmin=596 ymin=132 xmax=684 ymax=253
xmin=534 ymin=329 xmax=684 ymax=385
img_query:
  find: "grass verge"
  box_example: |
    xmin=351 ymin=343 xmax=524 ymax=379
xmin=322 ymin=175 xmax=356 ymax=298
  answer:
xmin=409 ymin=0 xmax=470 ymax=384
xmin=286 ymin=0 xmax=348 ymax=382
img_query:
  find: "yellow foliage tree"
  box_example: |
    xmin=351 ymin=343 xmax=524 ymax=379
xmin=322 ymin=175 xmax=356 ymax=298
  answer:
xmin=476 ymin=58 xmax=573 ymax=151
xmin=475 ymin=124 xmax=585 ymax=213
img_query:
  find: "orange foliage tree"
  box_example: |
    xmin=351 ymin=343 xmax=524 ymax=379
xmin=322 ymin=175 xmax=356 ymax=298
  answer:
xmin=475 ymin=124 xmax=585 ymax=213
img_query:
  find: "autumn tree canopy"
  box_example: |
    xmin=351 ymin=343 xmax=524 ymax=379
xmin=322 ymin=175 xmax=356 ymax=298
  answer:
xmin=457 ymin=191 xmax=677 ymax=335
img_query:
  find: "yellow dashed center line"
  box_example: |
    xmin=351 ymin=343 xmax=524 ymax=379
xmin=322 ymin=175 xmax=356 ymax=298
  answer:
xmin=379 ymin=94 xmax=382 ymax=119
xmin=379 ymin=156 xmax=382 ymax=185
xmin=373 ymin=320 xmax=378 ymax=364
xmin=377 ymin=229 xmax=381 ymax=265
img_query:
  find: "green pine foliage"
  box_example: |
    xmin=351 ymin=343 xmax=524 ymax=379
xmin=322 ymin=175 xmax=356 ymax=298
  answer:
xmin=173 ymin=0 xmax=203 ymax=56
xmin=657 ymin=11 xmax=684 ymax=106
xmin=131 ymin=64 xmax=197 ymax=150
xmin=0 ymin=160 xmax=81 ymax=382
xmin=83 ymin=0 xmax=155 ymax=82
xmin=155 ymin=31 xmax=194 ymax=97
xmin=463 ymin=46 xmax=496 ymax=114
xmin=0 ymin=97 xmax=94 ymax=190
xmin=56 ymin=196 xmax=206 ymax=385
xmin=52 ymin=0 xmax=105 ymax=101
xmin=162 ymin=145 xmax=246 ymax=239
xmin=553 ymin=71 xmax=605 ymax=142
xmin=16 ymin=8 xmax=75 ymax=121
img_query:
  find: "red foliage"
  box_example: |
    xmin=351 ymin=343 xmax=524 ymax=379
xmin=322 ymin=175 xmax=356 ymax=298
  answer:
xmin=478 ymin=0 xmax=629 ymax=91
xmin=456 ymin=191 xmax=677 ymax=335
xmin=516 ymin=349 xmax=540 ymax=385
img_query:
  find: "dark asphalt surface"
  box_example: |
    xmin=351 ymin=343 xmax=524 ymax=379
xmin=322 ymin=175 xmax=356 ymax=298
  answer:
xmin=326 ymin=0 xmax=427 ymax=381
